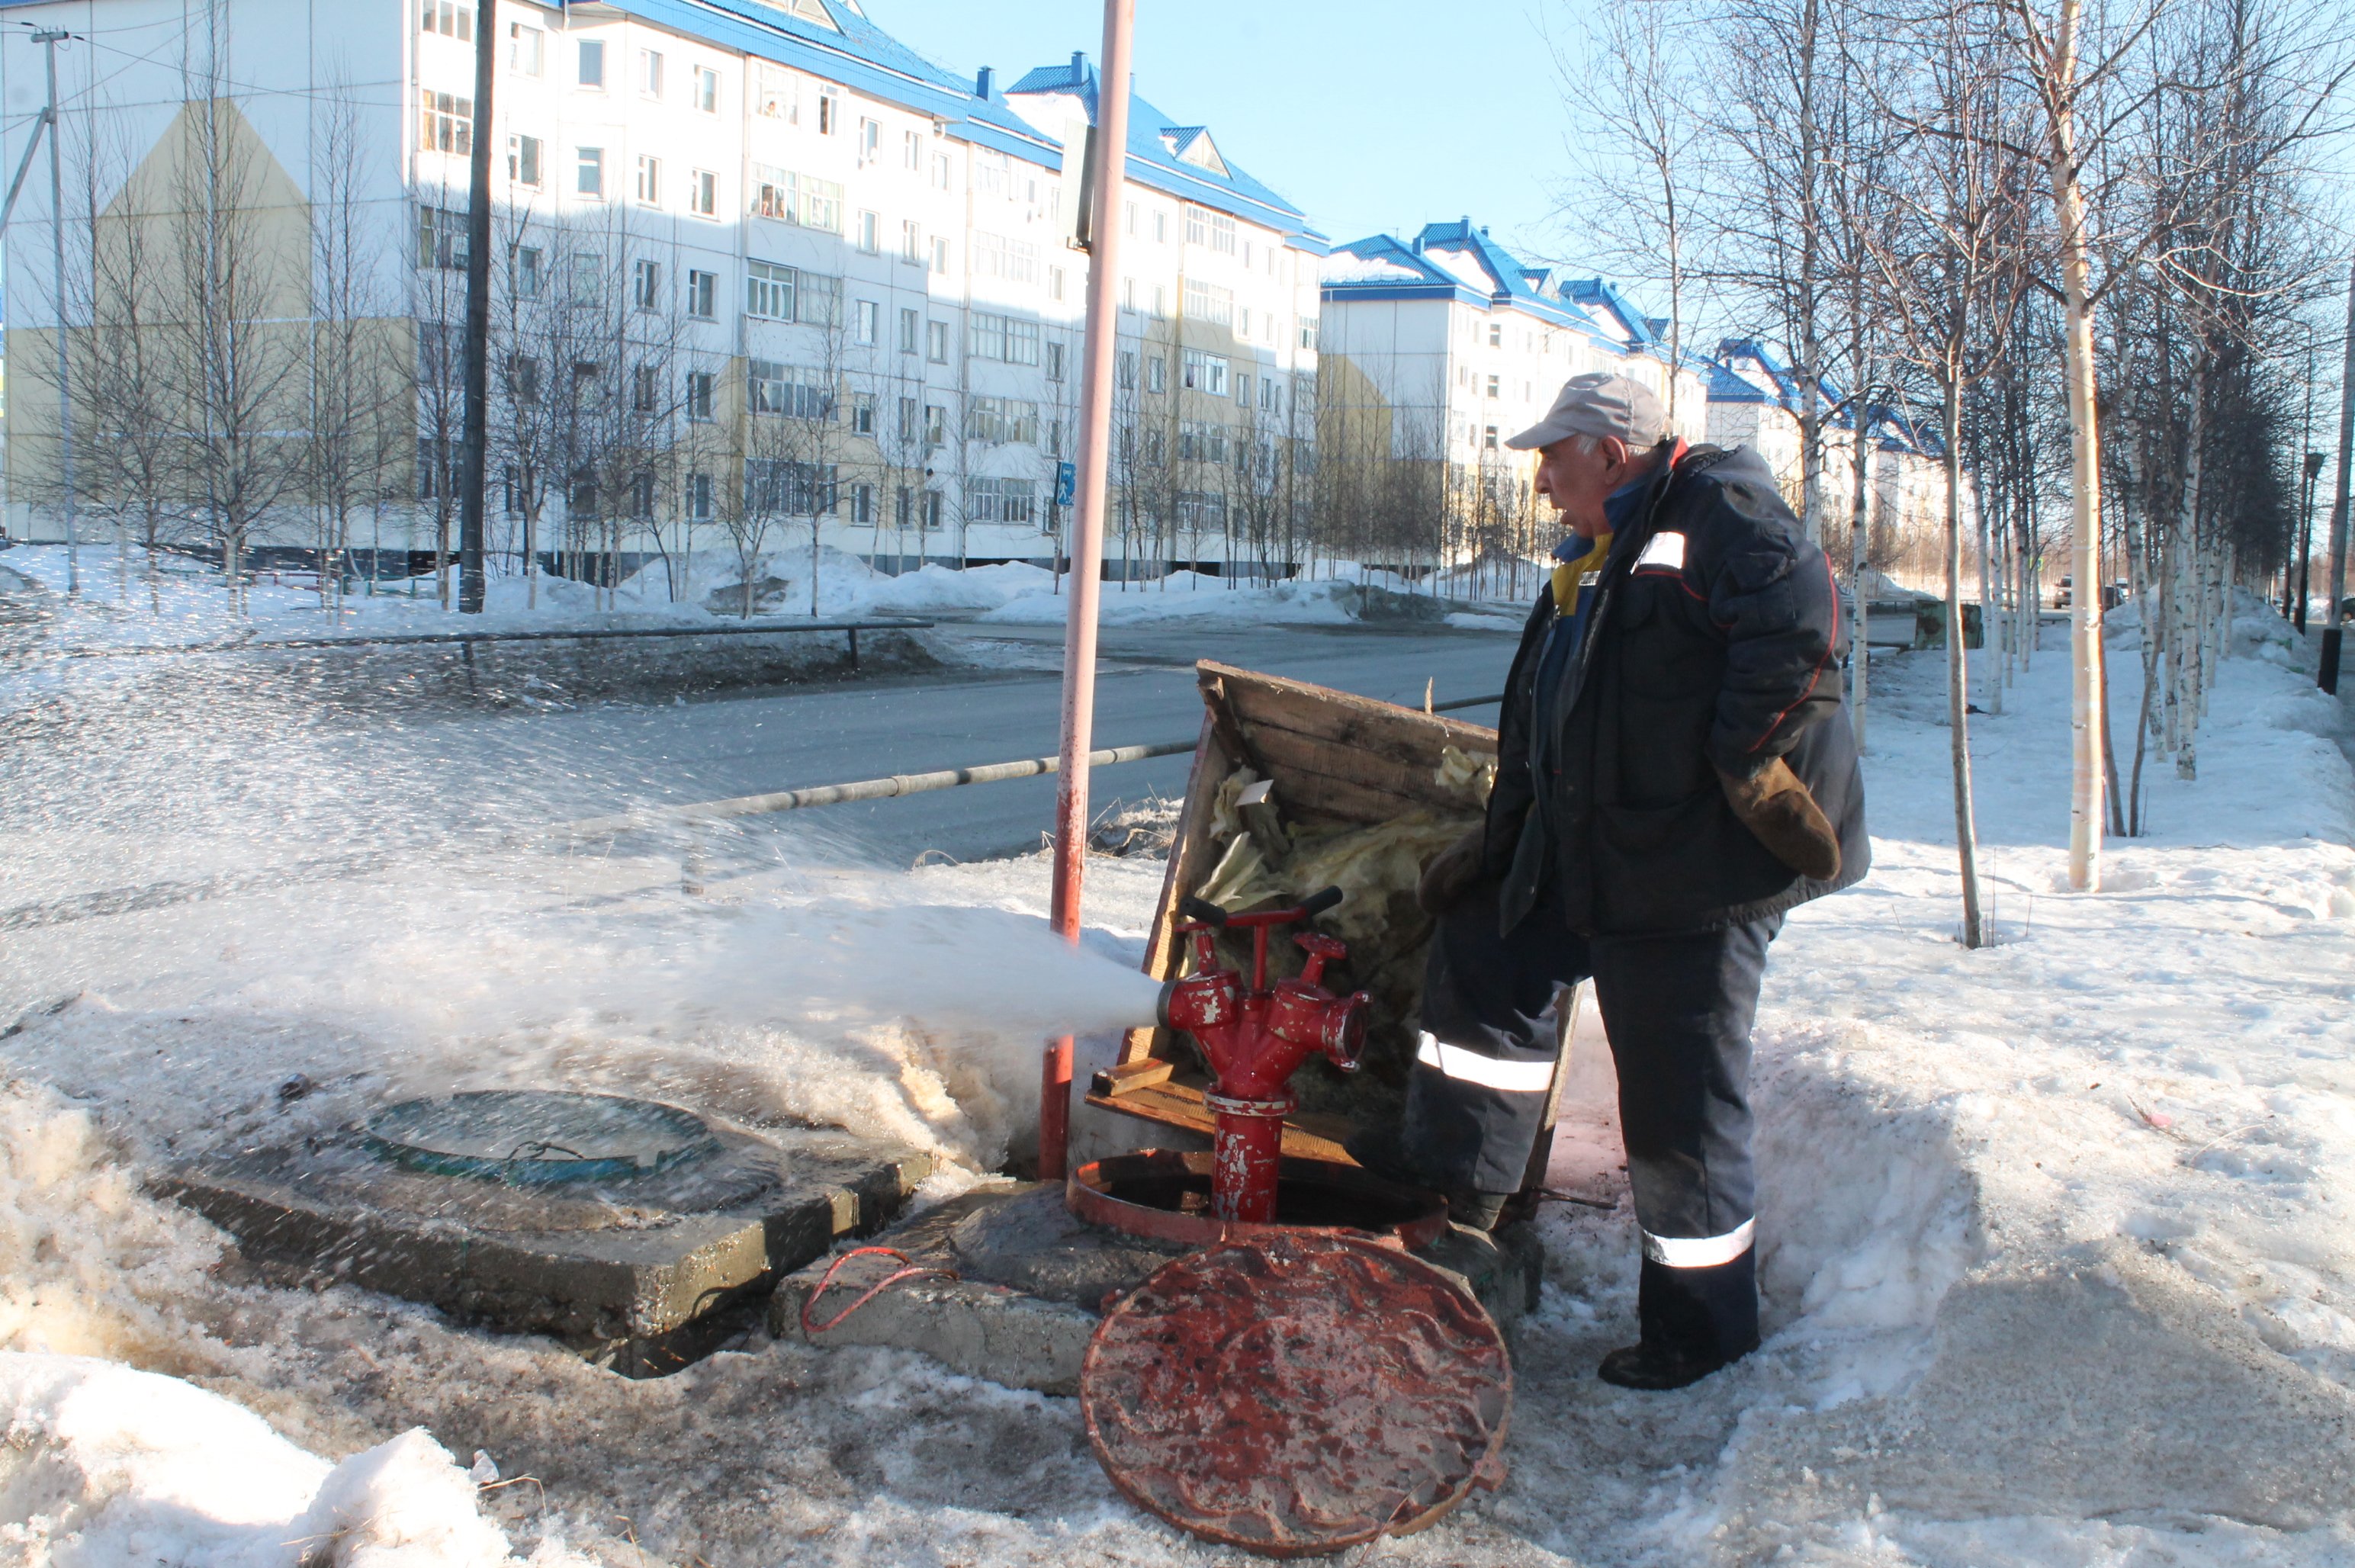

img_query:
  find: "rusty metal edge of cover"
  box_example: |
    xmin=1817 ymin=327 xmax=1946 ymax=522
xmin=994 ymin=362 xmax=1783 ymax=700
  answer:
xmin=1079 ymin=1230 xmax=1513 ymax=1558
xmin=1065 ymin=1150 xmax=1451 ymax=1251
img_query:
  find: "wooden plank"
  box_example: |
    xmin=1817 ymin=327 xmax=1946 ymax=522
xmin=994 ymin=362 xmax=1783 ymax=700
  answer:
xmin=1084 ymin=1078 xmax=1357 ymax=1164
xmin=1203 ymin=660 xmax=1499 ymax=755
xmin=1114 ymin=715 xmax=1228 ymax=1068
xmin=1245 ymin=725 xmax=1485 ymax=819
xmin=1092 ymin=1058 xmax=1174 ymax=1094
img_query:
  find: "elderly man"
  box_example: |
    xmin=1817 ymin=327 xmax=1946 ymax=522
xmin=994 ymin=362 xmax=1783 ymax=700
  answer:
xmin=1357 ymin=372 xmax=1868 ymax=1390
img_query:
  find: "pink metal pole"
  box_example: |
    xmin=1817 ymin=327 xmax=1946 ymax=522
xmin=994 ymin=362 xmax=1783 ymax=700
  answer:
xmin=1042 ymin=0 xmax=1136 ymax=1184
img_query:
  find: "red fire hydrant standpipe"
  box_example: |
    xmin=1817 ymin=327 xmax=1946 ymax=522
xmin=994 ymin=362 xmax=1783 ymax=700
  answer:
xmin=1156 ymin=887 xmax=1373 ymax=1224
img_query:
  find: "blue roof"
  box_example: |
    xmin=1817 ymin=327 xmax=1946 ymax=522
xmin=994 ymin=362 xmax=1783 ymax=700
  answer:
xmin=1322 ymin=219 xmax=1609 ymax=339
xmin=586 ymin=0 xmax=1059 ymax=165
xmin=1003 ymin=53 xmax=1325 ymax=248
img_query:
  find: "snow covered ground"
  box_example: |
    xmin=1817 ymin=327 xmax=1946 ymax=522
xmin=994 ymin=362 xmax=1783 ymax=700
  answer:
xmin=2 ymin=602 xmax=2353 ymax=1564
xmin=0 ymin=543 xmax=1504 ymax=649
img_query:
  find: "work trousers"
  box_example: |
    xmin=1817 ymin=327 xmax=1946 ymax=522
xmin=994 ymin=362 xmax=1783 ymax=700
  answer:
xmin=1402 ymin=892 xmax=1781 ymax=1363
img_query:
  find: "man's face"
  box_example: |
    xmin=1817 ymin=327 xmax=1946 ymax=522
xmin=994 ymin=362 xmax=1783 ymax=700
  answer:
xmin=1533 ymin=434 xmax=1637 ymax=538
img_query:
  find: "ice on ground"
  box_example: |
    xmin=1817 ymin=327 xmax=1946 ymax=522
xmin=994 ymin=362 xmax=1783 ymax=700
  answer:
xmin=4 ymin=596 xmax=2355 ymax=1563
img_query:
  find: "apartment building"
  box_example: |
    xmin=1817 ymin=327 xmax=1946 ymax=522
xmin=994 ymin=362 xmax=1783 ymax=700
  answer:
xmin=1708 ymin=338 xmax=1953 ymax=584
xmin=0 ymin=0 xmax=1324 ymax=577
xmin=1317 ymin=220 xmax=1708 ymax=469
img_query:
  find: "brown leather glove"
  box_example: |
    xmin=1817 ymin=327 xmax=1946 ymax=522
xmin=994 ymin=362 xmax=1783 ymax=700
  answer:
xmin=1717 ymin=757 xmax=1841 ymax=880
xmin=1416 ymin=827 xmax=1488 ymax=917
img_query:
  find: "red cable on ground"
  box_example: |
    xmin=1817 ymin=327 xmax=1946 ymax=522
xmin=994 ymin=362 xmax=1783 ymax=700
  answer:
xmin=798 ymin=1246 xmax=959 ymax=1336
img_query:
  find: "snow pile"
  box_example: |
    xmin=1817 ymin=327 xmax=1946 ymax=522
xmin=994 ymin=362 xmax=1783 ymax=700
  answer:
xmin=0 ymin=1356 xmax=531 ymax=1567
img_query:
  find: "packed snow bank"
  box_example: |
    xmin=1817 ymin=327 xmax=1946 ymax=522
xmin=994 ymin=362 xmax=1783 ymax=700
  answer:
xmin=0 ymin=1355 xmax=529 ymax=1567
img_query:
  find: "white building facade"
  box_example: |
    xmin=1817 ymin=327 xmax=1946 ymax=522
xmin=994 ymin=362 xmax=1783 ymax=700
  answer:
xmin=0 ymin=0 xmax=1325 ymax=580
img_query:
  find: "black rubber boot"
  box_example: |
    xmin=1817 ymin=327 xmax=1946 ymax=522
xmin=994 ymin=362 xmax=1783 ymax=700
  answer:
xmin=1598 ymin=1252 xmax=1760 ymax=1390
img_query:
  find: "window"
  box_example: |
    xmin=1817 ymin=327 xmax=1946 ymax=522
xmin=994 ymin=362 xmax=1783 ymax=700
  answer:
xmin=1483 ymin=425 xmax=1499 ymax=451
xmin=750 ymin=165 xmax=843 ymax=230
xmin=744 ymin=262 xmax=838 ymax=326
xmin=1121 ymin=277 xmax=1136 ymax=313
xmin=898 ymin=307 xmax=919 ymax=355
xmin=857 ymin=117 xmax=880 ymax=165
xmin=904 ymin=129 xmax=924 ymax=170
xmin=420 ymin=0 xmax=473 ymax=40
xmin=1178 ymin=422 xmax=1229 ymax=464
xmin=1177 ymin=490 xmax=1228 ymax=531
xmin=577 ymin=38 xmax=605 ymax=88
xmin=570 ymin=358 xmax=602 ymax=406
xmin=513 ymin=245 xmax=544 ymax=297
xmin=966 ymin=477 xmax=1036 ymax=525
xmin=506 ymin=355 xmax=542 ymax=406
xmin=930 ymin=236 xmax=950 ymax=275
xmin=1049 ymin=266 xmax=1065 ymax=302
xmin=632 ymin=365 xmax=659 ymax=413
xmin=900 ymin=220 xmax=922 ymax=265
xmin=568 ymin=467 xmax=595 ymax=513
xmin=816 ymin=85 xmax=840 ymax=134
xmin=966 ymin=397 xmax=1039 ymax=445
xmin=509 ymin=21 xmax=542 ymax=74
xmin=417 ymin=437 xmax=451 ymax=500
xmin=1181 ymin=350 xmax=1229 ymax=396
xmin=1486 ymin=374 xmax=1499 ymax=399
xmin=854 ymin=298 xmax=879 ymax=345
xmin=856 ymin=210 xmax=879 ymax=253
xmin=575 ymin=146 xmax=605 ymax=198
xmin=755 ymin=63 xmax=798 ymax=120
xmin=686 ymin=371 xmax=715 ymax=422
xmin=851 ymin=394 xmax=875 ymax=435
xmin=932 ymin=153 xmax=951 ymax=189
xmin=629 ymin=258 xmax=660 ymax=310
xmin=635 ymin=155 xmax=660 ymax=205
xmin=1116 ymin=349 xmax=1136 ymax=390
xmin=746 ymin=259 xmax=795 ymax=321
xmin=1183 ymin=279 xmax=1233 ymax=328
xmin=1299 ymin=316 xmax=1319 ymax=349
xmin=638 ymin=49 xmax=663 ymax=97
xmin=1145 ymin=353 xmax=1166 ymax=394
xmin=924 ymin=490 xmax=943 ymax=530
xmin=923 ymin=404 xmax=946 ymax=448
xmin=1045 ymin=342 xmax=1065 ymax=382
xmin=1235 ymin=372 xmax=1251 ymax=407
xmin=851 ymin=483 xmax=874 ymax=525
xmin=966 ymin=313 xmax=1041 ymax=365
xmin=745 ymin=458 xmax=837 ymax=515
xmin=686 ymin=471 xmax=715 ymax=520
xmin=898 ymin=396 xmax=917 ymax=441
xmin=415 ymin=203 xmax=467 ymax=269
xmin=569 ymin=252 xmax=601 ymax=303
xmin=1153 ymin=210 xmax=1167 ymax=243
xmin=694 ymin=64 xmax=718 ymax=112
xmin=689 ymin=169 xmax=718 ymax=217
xmin=1184 ymin=204 xmax=1237 ymax=253
xmin=686 ymin=268 xmax=717 ymax=319
xmin=507 ymin=133 xmax=541 ymax=185
xmin=1261 ymin=377 xmax=1280 ymax=413
xmin=1152 ymin=284 xmax=1167 ymax=320
xmin=926 ymin=320 xmax=948 ymax=363
xmin=969 ymin=233 xmax=1039 ymax=284
xmin=747 ymin=359 xmax=834 ymax=419
xmin=419 ymin=90 xmax=472 ymax=154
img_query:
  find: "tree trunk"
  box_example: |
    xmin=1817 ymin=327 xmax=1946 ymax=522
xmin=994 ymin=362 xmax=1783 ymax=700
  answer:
xmin=2047 ymin=5 xmax=2107 ymax=891
xmin=1945 ymin=373 xmax=1984 ymax=949
xmin=1849 ymin=360 xmax=1873 ymax=752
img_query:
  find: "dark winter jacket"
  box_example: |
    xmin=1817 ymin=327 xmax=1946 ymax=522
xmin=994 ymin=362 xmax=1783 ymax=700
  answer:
xmin=1485 ymin=443 xmax=1870 ymax=936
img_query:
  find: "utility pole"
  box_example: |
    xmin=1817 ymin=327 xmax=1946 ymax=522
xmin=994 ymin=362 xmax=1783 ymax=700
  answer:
xmin=456 ymin=0 xmax=496 ymax=612
xmin=31 ymin=29 xmax=74 ymax=597
xmin=1041 ymin=0 xmax=1134 ymax=1183
xmin=2322 ymin=255 xmax=2354 ymax=696
xmin=2297 ymin=449 xmax=2322 ymax=631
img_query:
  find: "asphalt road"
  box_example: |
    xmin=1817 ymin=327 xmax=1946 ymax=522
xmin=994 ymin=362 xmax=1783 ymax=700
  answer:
xmin=4 ymin=616 xmax=1527 ymax=911
xmin=481 ymin=619 xmax=1521 ymax=866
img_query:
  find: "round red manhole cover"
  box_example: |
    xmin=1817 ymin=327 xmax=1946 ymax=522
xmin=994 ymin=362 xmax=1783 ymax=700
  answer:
xmin=1080 ymin=1231 xmax=1512 ymax=1557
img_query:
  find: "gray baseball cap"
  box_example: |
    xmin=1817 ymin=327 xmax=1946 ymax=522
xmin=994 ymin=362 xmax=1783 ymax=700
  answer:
xmin=1505 ymin=371 xmax=1669 ymax=451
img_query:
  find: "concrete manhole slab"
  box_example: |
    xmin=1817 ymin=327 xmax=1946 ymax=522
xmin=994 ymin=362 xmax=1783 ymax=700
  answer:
xmin=157 ymin=1107 xmax=931 ymax=1377
xmin=362 ymin=1090 xmax=722 ymax=1184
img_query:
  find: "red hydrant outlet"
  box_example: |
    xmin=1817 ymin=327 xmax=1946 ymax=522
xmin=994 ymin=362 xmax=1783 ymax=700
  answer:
xmin=1156 ymin=888 xmax=1372 ymax=1223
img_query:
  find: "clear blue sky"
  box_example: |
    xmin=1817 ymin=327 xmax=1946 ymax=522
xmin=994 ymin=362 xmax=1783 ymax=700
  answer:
xmin=859 ymin=0 xmax=1595 ymax=270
